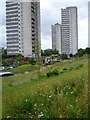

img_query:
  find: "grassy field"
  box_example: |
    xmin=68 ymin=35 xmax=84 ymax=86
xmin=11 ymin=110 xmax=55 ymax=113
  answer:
xmin=2 ymin=57 xmax=88 ymax=118
xmin=2 ymin=57 xmax=87 ymax=86
xmin=6 ymin=64 xmax=39 ymax=74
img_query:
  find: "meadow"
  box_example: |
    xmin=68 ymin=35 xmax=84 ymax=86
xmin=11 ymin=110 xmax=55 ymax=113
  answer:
xmin=2 ymin=56 xmax=88 ymax=118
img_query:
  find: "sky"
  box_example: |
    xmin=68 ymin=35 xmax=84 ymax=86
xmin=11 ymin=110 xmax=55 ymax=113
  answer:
xmin=0 ymin=0 xmax=89 ymax=50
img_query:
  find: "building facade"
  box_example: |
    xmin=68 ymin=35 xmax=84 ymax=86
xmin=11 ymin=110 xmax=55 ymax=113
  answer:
xmin=61 ymin=7 xmax=78 ymax=54
xmin=52 ymin=23 xmax=62 ymax=54
xmin=6 ymin=0 xmax=41 ymax=57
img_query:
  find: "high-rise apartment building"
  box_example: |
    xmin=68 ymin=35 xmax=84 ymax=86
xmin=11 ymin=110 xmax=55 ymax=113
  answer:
xmin=6 ymin=0 xmax=41 ymax=57
xmin=88 ymin=1 xmax=90 ymax=47
xmin=61 ymin=7 xmax=78 ymax=54
xmin=51 ymin=23 xmax=62 ymax=54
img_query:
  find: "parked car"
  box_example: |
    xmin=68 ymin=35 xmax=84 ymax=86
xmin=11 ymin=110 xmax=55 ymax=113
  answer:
xmin=5 ymin=66 xmax=13 ymax=70
xmin=0 ymin=72 xmax=15 ymax=77
xmin=0 ymin=66 xmax=5 ymax=71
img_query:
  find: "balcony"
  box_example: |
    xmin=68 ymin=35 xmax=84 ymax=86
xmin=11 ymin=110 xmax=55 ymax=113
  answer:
xmin=6 ymin=26 xmax=18 ymax=29
xmin=6 ymin=30 xmax=18 ymax=33
xmin=6 ymin=7 xmax=18 ymax=11
xmin=6 ymin=34 xmax=18 ymax=37
xmin=6 ymin=10 xmax=18 ymax=14
xmin=6 ymin=22 xmax=18 ymax=26
xmin=6 ymin=3 xmax=18 ymax=7
xmin=6 ymin=14 xmax=18 ymax=18
xmin=6 ymin=18 xmax=18 ymax=22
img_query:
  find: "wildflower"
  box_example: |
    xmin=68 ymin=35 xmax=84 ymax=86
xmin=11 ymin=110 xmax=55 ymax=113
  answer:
xmin=38 ymin=112 xmax=44 ymax=118
xmin=7 ymin=116 xmax=11 ymax=118
xmin=39 ymin=93 xmax=41 ymax=96
xmin=60 ymin=115 xmax=62 ymax=118
xmin=34 ymin=103 xmax=37 ymax=107
xmin=25 ymin=99 xmax=28 ymax=102
xmin=73 ymin=88 xmax=76 ymax=92
xmin=71 ymin=91 xmax=74 ymax=94
xmin=49 ymin=95 xmax=52 ymax=98
xmin=41 ymin=104 xmax=43 ymax=106
xmin=70 ymin=104 xmax=73 ymax=108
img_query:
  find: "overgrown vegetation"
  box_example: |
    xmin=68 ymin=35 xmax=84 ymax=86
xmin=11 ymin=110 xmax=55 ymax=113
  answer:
xmin=2 ymin=57 xmax=88 ymax=118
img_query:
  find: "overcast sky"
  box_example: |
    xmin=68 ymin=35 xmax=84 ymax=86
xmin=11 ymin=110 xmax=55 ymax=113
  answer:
xmin=0 ymin=0 xmax=89 ymax=50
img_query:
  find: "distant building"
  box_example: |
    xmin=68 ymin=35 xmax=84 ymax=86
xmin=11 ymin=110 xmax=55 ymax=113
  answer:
xmin=6 ymin=0 xmax=41 ymax=57
xmin=51 ymin=23 xmax=62 ymax=54
xmin=88 ymin=1 xmax=90 ymax=47
xmin=61 ymin=7 xmax=78 ymax=54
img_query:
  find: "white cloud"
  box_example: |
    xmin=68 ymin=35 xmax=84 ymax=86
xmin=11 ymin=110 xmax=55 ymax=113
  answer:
xmin=0 ymin=25 xmax=6 ymax=47
xmin=41 ymin=33 xmax=52 ymax=50
xmin=78 ymin=17 xmax=88 ymax=48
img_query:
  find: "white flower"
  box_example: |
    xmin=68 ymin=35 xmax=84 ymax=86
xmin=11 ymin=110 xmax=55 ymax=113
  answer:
xmin=34 ymin=103 xmax=37 ymax=107
xmin=7 ymin=116 xmax=11 ymax=118
xmin=60 ymin=115 xmax=62 ymax=118
xmin=71 ymin=91 xmax=74 ymax=94
xmin=38 ymin=112 xmax=44 ymax=118
xmin=25 ymin=99 xmax=28 ymax=102
xmin=49 ymin=95 xmax=52 ymax=98
xmin=70 ymin=104 xmax=73 ymax=108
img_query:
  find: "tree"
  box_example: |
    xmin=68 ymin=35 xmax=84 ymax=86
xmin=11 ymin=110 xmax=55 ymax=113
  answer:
xmin=2 ymin=60 xmax=11 ymax=67
xmin=41 ymin=49 xmax=44 ymax=56
xmin=61 ymin=53 xmax=68 ymax=60
xmin=69 ymin=53 xmax=74 ymax=58
xmin=76 ymin=48 xmax=85 ymax=57
xmin=35 ymin=41 xmax=41 ymax=78
xmin=52 ymin=49 xmax=59 ymax=54
xmin=85 ymin=47 xmax=90 ymax=54
xmin=44 ymin=49 xmax=52 ymax=56
xmin=15 ymin=54 xmax=23 ymax=66
xmin=29 ymin=57 xmax=36 ymax=65
xmin=2 ymin=48 xmax=7 ymax=59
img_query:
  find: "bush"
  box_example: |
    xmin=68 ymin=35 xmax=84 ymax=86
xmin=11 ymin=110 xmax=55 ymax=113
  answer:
xmin=63 ymin=68 xmax=67 ymax=71
xmin=52 ymin=69 xmax=59 ymax=76
xmin=45 ymin=61 xmax=51 ymax=65
xmin=79 ymin=64 xmax=83 ymax=67
xmin=47 ymin=69 xmax=59 ymax=77
xmin=47 ymin=71 xmax=52 ymax=77
xmin=29 ymin=58 xmax=36 ymax=65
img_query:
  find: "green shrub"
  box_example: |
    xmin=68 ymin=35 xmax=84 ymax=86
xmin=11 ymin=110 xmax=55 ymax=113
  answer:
xmin=63 ymin=68 xmax=67 ymax=71
xmin=79 ymin=64 xmax=83 ymax=67
xmin=52 ymin=69 xmax=59 ymax=76
xmin=47 ymin=71 xmax=52 ymax=77
xmin=45 ymin=61 xmax=51 ymax=65
xmin=29 ymin=58 xmax=36 ymax=65
xmin=47 ymin=69 xmax=59 ymax=77
xmin=69 ymin=67 xmax=73 ymax=70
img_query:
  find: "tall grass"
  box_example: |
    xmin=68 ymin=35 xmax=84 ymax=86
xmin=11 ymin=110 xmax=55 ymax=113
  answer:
xmin=2 ymin=61 xmax=88 ymax=118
